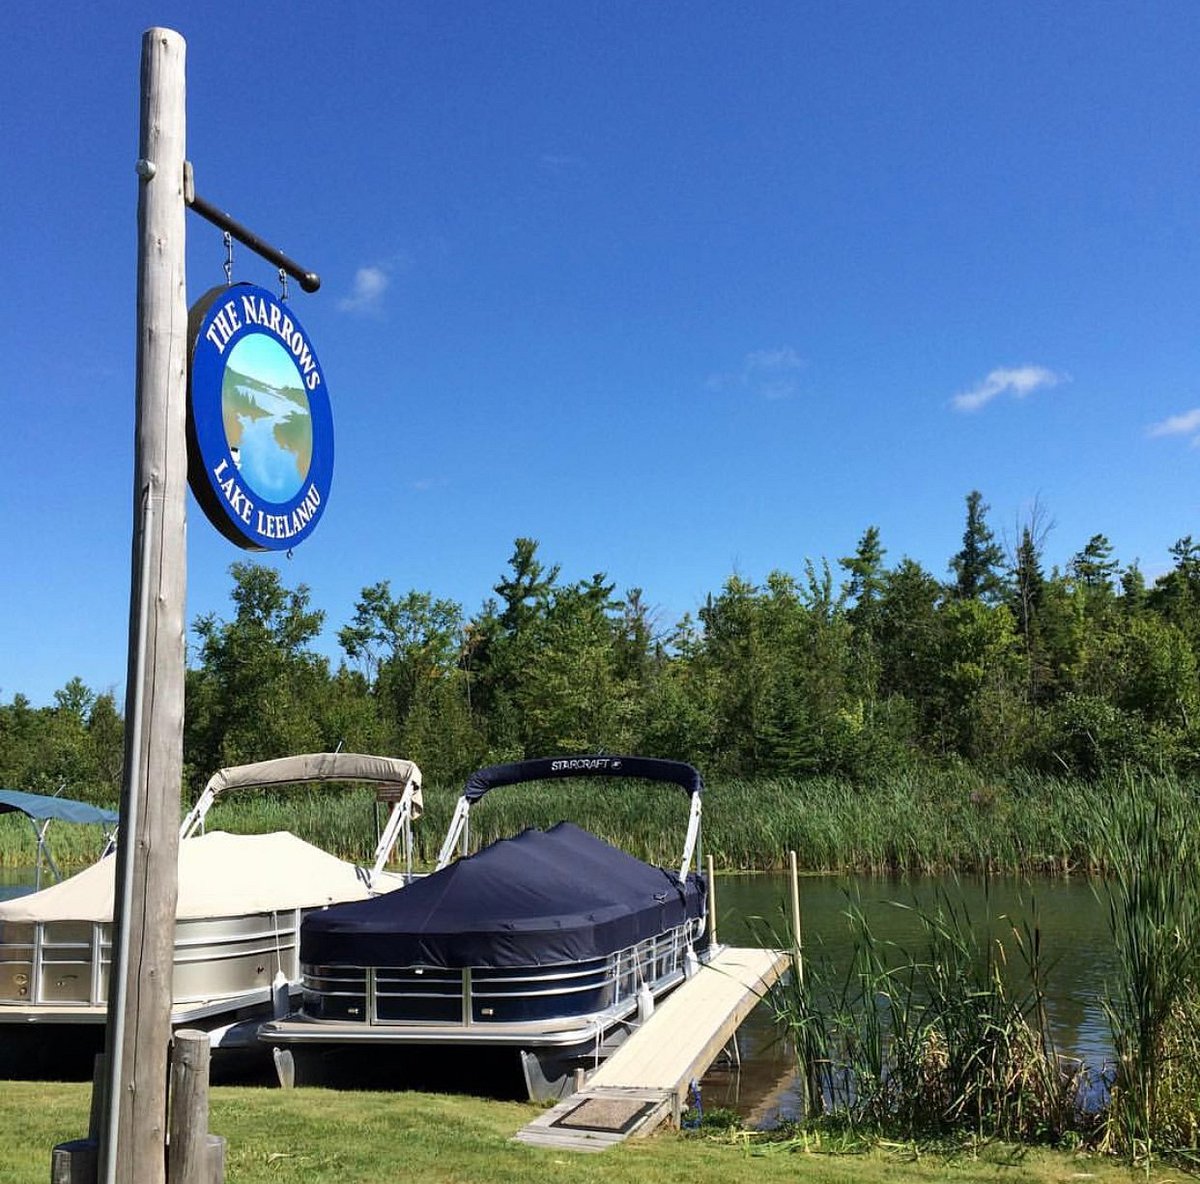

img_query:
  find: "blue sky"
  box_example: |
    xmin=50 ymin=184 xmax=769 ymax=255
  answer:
xmin=229 ymin=335 xmax=307 ymax=395
xmin=3 ymin=2 xmax=1198 ymax=706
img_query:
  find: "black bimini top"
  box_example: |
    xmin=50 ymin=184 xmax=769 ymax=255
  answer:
xmin=301 ymin=822 xmax=706 ymax=969
xmin=463 ymin=755 xmax=702 ymax=803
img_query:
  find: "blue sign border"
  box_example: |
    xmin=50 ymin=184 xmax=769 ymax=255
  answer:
xmin=187 ymin=283 xmax=333 ymax=551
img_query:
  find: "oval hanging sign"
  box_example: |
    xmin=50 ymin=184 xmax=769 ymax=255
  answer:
xmin=187 ymin=283 xmax=333 ymax=551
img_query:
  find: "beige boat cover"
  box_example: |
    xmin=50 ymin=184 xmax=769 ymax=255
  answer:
xmin=202 ymin=752 xmax=423 ymax=817
xmin=0 ymin=831 xmax=378 ymax=924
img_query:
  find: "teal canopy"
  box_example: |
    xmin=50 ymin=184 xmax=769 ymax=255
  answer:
xmin=0 ymin=790 xmax=117 ymax=827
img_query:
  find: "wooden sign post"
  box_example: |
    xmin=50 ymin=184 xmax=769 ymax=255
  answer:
xmin=54 ymin=25 xmax=321 ymax=1180
xmin=99 ymin=26 xmax=189 ymax=1184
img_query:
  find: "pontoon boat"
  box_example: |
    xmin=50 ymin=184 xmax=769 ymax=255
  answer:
xmin=260 ymin=755 xmax=710 ymax=1099
xmin=0 ymin=752 xmax=422 ymax=1048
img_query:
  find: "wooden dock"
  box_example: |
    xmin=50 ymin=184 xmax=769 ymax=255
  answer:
xmin=515 ymin=945 xmax=790 ymax=1151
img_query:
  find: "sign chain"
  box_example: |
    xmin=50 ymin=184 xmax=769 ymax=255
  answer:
xmin=222 ymin=232 xmax=234 ymax=287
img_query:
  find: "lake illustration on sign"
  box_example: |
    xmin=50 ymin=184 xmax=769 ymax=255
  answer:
xmin=221 ymin=335 xmax=313 ymax=503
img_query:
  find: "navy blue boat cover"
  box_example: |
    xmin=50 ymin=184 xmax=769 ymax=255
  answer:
xmin=301 ymin=822 xmax=706 ymax=969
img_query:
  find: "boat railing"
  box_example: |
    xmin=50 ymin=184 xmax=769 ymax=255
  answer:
xmin=299 ymin=914 xmax=708 ymax=1029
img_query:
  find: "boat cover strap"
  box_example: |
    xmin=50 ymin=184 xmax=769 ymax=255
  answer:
xmin=463 ymin=755 xmax=702 ymax=803
xmin=0 ymin=790 xmax=118 ymax=826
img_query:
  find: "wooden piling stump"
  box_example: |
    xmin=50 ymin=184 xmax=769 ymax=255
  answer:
xmin=50 ymin=1138 xmax=98 ymax=1184
xmin=167 ymin=1029 xmax=223 ymax=1183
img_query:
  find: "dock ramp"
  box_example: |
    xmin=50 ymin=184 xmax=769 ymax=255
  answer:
xmin=515 ymin=945 xmax=790 ymax=1151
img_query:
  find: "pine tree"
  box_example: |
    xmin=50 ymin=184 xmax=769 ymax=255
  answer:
xmin=1120 ymin=562 xmax=1147 ymax=615
xmin=495 ymin=537 xmax=560 ymax=635
xmin=950 ymin=490 xmax=1006 ymax=602
xmin=1071 ymin=534 xmax=1117 ymax=587
xmin=840 ymin=525 xmax=887 ymax=636
xmin=1009 ymin=526 xmax=1049 ymax=702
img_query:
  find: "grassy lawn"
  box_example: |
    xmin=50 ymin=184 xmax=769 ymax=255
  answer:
xmin=0 ymin=1082 xmax=1191 ymax=1184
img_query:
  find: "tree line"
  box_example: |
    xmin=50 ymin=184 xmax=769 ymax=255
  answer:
xmin=3 ymin=490 xmax=1198 ymax=804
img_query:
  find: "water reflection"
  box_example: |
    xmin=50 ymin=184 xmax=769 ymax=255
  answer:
xmin=703 ymin=872 xmax=1115 ymax=1125
xmin=0 ymin=867 xmax=36 ymax=902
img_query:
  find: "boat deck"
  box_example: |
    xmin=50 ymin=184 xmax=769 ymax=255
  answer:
xmin=515 ymin=945 xmax=790 ymax=1151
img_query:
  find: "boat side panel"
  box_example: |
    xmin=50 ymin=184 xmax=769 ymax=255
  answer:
xmin=0 ymin=909 xmax=310 ymax=1011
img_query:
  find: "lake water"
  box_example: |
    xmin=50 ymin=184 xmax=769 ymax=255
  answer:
xmin=0 ymin=866 xmax=39 ymax=901
xmin=700 ymin=871 xmax=1115 ymax=1125
xmin=1 ymin=864 xmax=1114 ymax=1122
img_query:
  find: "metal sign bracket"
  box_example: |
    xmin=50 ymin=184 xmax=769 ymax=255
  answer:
xmin=183 ymin=161 xmax=320 ymax=293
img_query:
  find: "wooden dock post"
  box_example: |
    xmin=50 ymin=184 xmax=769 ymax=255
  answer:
xmin=787 ymin=849 xmax=820 ymax=1117
xmin=50 ymin=1139 xmax=98 ymax=1184
xmin=788 ymin=850 xmax=803 ymax=985
xmin=167 ymin=1030 xmax=225 ymax=1184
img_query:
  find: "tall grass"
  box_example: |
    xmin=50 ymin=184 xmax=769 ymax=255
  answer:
xmin=1095 ymin=778 xmax=1200 ymax=1161
xmin=0 ymin=813 xmax=110 ymax=873
xmin=764 ymin=775 xmax=1200 ymax=1167
xmin=421 ymin=768 xmax=1191 ymax=877
xmin=4 ymin=770 xmax=1195 ymax=877
xmin=765 ymin=883 xmax=1090 ymax=1144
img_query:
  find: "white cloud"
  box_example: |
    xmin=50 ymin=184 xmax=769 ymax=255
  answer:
xmin=1148 ymin=408 xmax=1200 ymax=443
xmin=338 ymin=265 xmax=389 ymax=314
xmin=708 ymin=346 xmax=806 ymax=400
xmin=952 ymin=365 xmax=1065 ymax=412
xmin=539 ymin=153 xmax=585 ymax=172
